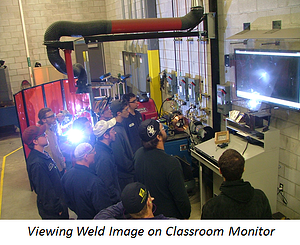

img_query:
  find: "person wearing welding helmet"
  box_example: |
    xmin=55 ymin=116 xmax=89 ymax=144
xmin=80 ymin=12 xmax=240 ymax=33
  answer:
xmin=71 ymin=117 xmax=95 ymax=145
xmin=94 ymin=97 xmax=113 ymax=121
xmin=61 ymin=116 xmax=95 ymax=169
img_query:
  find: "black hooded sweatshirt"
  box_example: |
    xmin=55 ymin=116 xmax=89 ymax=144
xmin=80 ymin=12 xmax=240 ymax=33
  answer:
xmin=201 ymin=179 xmax=272 ymax=219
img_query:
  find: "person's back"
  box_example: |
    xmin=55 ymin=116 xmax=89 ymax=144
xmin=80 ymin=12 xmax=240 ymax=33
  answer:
xmin=92 ymin=119 xmax=121 ymax=204
xmin=61 ymin=143 xmax=112 ymax=219
xmin=201 ymin=149 xmax=272 ymax=219
xmin=134 ymin=119 xmax=191 ymax=219
xmin=134 ymin=147 xmax=190 ymax=219
xmin=112 ymin=122 xmax=134 ymax=188
xmin=93 ymin=141 xmax=121 ymax=204
xmin=62 ymin=164 xmax=111 ymax=219
xmin=110 ymin=100 xmax=134 ymax=191
xmin=201 ymin=179 xmax=272 ymax=219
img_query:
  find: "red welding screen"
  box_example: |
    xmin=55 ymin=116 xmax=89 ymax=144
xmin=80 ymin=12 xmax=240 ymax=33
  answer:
xmin=63 ymin=79 xmax=76 ymax=116
xmin=23 ymin=86 xmax=45 ymax=126
xmin=14 ymin=91 xmax=27 ymax=133
xmin=44 ymin=80 xmax=64 ymax=114
xmin=14 ymin=91 xmax=33 ymax=158
xmin=15 ymin=80 xmax=92 ymax=160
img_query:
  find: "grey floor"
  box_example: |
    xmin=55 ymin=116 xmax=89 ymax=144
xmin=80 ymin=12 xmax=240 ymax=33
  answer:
xmin=0 ymin=129 xmax=201 ymax=220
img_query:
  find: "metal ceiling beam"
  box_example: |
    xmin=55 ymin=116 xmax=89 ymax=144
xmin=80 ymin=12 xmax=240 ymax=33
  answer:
xmin=84 ymin=31 xmax=206 ymax=43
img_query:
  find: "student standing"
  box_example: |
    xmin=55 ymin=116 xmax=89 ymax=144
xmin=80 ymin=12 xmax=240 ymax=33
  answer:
xmin=122 ymin=93 xmax=143 ymax=153
xmin=37 ymin=108 xmax=66 ymax=174
xmin=93 ymin=118 xmax=121 ymax=204
xmin=22 ymin=125 xmax=69 ymax=219
xmin=201 ymin=149 xmax=272 ymax=219
xmin=134 ymin=119 xmax=191 ymax=219
xmin=61 ymin=143 xmax=113 ymax=219
xmin=110 ymin=100 xmax=134 ymax=191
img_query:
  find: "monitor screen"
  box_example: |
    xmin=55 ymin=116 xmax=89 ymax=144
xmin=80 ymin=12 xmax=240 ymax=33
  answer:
xmin=234 ymin=49 xmax=300 ymax=109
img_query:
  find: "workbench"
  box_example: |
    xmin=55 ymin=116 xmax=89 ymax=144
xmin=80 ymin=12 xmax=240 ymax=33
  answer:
xmin=191 ymin=119 xmax=279 ymax=213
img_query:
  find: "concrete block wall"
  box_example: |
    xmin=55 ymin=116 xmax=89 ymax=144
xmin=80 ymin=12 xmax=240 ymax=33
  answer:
xmin=1 ymin=0 xmax=28 ymax=94
xmin=103 ymin=0 xmax=126 ymax=77
xmin=271 ymin=108 xmax=300 ymax=218
xmin=0 ymin=0 xmax=108 ymax=95
xmin=219 ymin=0 xmax=300 ymax=218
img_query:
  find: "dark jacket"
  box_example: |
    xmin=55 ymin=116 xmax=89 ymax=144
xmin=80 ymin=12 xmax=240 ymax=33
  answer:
xmin=134 ymin=147 xmax=191 ymax=219
xmin=61 ymin=164 xmax=113 ymax=219
xmin=111 ymin=122 xmax=134 ymax=186
xmin=94 ymin=201 xmax=171 ymax=220
xmin=92 ymin=140 xmax=121 ymax=204
xmin=201 ymin=179 xmax=272 ymax=219
xmin=122 ymin=110 xmax=143 ymax=153
xmin=26 ymin=149 xmax=69 ymax=219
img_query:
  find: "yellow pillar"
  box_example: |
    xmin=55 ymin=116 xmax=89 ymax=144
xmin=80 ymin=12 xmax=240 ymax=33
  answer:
xmin=147 ymin=49 xmax=162 ymax=109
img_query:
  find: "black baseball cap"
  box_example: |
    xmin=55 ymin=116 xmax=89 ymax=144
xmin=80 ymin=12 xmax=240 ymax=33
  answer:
xmin=138 ymin=119 xmax=160 ymax=142
xmin=121 ymin=182 xmax=149 ymax=214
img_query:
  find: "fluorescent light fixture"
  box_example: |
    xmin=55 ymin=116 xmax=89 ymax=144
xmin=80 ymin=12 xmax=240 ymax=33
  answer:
xmin=237 ymin=91 xmax=300 ymax=109
xmin=235 ymin=50 xmax=300 ymax=57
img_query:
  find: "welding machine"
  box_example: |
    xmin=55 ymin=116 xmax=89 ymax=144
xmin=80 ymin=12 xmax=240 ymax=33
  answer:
xmin=137 ymin=98 xmax=158 ymax=120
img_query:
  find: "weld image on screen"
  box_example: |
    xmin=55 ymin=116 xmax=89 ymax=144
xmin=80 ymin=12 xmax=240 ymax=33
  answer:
xmin=235 ymin=51 xmax=300 ymax=103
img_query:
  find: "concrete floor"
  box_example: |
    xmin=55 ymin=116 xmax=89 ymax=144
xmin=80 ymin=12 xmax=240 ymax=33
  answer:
xmin=0 ymin=128 xmax=201 ymax=220
xmin=0 ymin=131 xmax=38 ymax=219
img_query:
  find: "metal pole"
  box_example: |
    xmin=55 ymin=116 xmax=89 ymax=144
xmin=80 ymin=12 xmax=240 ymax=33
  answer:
xmin=82 ymin=51 xmax=95 ymax=126
xmin=18 ymin=0 xmax=34 ymax=86
xmin=64 ymin=50 xmax=76 ymax=93
xmin=209 ymin=0 xmax=220 ymax=132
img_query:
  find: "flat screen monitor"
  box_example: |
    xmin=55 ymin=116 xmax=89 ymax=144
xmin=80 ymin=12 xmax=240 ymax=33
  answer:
xmin=234 ymin=49 xmax=300 ymax=109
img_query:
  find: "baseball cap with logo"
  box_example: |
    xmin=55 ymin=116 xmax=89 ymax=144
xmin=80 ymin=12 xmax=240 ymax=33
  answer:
xmin=93 ymin=118 xmax=116 ymax=138
xmin=22 ymin=125 xmax=47 ymax=145
xmin=121 ymin=182 xmax=149 ymax=214
xmin=138 ymin=119 xmax=160 ymax=142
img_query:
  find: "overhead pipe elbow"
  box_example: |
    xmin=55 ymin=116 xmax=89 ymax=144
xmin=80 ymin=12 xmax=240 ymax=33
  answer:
xmin=44 ymin=5 xmax=204 ymax=86
xmin=44 ymin=20 xmax=112 ymax=84
xmin=181 ymin=6 xmax=205 ymax=30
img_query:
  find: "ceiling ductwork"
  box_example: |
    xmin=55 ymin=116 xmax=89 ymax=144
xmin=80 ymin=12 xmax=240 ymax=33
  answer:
xmin=44 ymin=2 xmax=204 ymax=88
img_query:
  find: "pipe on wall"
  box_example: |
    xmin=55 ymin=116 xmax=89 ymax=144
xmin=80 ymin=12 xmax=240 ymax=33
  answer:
xmin=44 ymin=5 xmax=204 ymax=86
xmin=18 ymin=0 xmax=34 ymax=86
